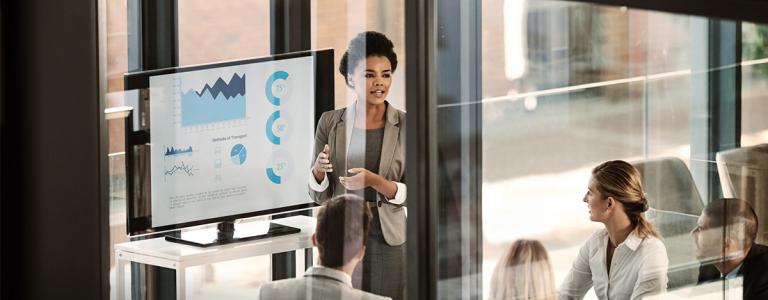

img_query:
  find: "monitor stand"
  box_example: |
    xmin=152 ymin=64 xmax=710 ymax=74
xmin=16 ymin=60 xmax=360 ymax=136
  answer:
xmin=164 ymin=220 xmax=301 ymax=248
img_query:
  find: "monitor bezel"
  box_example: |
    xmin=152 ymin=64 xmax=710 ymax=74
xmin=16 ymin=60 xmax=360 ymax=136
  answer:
xmin=123 ymin=49 xmax=334 ymax=236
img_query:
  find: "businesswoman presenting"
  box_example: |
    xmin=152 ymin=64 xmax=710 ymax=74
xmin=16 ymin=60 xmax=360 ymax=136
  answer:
xmin=308 ymin=31 xmax=406 ymax=300
xmin=559 ymin=160 xmax=668 ymax=300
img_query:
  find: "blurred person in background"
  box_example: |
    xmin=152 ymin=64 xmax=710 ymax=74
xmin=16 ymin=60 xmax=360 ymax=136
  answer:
xmin=490 ymin=239 xmax=556 ymax=300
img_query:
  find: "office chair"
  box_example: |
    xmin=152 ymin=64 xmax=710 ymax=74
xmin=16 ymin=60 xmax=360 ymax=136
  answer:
xmin=633 ymin=157 xmax=704 ymax=215
xmin=633 ymin=157 xmax=704 ymax=289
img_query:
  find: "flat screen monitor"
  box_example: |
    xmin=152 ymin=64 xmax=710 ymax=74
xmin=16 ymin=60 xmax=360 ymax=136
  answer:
xmin=123 ymin=49 xmax=334 ymax=236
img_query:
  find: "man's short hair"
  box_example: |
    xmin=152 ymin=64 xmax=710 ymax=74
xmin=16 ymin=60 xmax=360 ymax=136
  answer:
xmin=703 ymin=198 xmax=759 ymax=246
xmin=315 ymin=194 xmax=372 ymax=268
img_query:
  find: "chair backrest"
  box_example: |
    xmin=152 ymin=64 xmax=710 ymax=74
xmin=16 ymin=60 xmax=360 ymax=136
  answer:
xmin=633 ymin=157 xmax=704 ymax=216
xmin=632 ymin=157 xmax=705 ymax=290
xmin=645 ymin=208 xmax=700 ymax=290
xmin=716 ymin=143 xmax=768 ymax=244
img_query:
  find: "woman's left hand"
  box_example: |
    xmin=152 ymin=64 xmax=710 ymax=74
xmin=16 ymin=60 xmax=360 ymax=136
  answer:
xmin=339 ymin=168 xmax=379 ymax=190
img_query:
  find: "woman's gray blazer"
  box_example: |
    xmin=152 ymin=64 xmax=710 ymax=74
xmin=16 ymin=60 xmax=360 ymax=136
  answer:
xmin=309 ymin=101 xmax=406 ymax=246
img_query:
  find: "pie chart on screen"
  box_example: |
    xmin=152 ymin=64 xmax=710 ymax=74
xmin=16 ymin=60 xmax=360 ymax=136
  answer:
xmin=230 ymin=144 xmax=247 ymax=165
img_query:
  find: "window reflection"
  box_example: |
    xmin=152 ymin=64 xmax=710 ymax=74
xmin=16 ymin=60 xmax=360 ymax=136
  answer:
xmin=106 ymin=0 xmax=405 ymax=299
xmin=479 ymin=0 xmax=768 ymax=299
xmin=102 ymin=0 xmax=768 ymax=298
xmin=177 ymin=0 xmax=270 ymax=66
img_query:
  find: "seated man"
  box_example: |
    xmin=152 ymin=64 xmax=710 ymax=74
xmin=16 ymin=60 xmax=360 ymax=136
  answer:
xmin=258 ymin=194 xmax=391 ymax=300
xmin=691 ymin=198 xmax=768 ymax=298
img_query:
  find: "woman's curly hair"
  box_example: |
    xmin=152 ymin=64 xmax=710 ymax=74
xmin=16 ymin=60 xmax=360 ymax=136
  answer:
xmin=339 ymin=31 xmax=398 ymax=87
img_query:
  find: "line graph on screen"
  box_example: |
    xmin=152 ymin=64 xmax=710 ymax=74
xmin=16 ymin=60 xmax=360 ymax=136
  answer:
xmin=181 ymin=73 xmax=246 ymax=127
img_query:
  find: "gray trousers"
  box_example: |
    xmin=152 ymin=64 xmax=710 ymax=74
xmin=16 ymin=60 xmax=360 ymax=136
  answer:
xmin=352 ymin=208 xmax=405 ymax=300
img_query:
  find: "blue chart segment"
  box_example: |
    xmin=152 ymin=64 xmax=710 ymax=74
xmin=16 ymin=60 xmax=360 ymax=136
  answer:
xmin=266 ymin=167 xmax=281 ymax=184
xmin=265 ymin=71 xmax=289 ymax=106
xmin=230 ymin=144 xmax=247 ymax=165
xmin=165 ymin=146 xmax=193 ymax=156
xmin=266 ymin=152 xmax=290 ymax=185
xmin=265 ymin=111 xmax=281 ymax=145
xmin=181 ymin=73 xmax=246 ymax=127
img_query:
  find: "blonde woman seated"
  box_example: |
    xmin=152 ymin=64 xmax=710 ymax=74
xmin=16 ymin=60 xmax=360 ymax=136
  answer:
xmin=490 ymin=239 xmax=556 ymax=300
xmin=559 ymin=160 xmax=668 ymax=300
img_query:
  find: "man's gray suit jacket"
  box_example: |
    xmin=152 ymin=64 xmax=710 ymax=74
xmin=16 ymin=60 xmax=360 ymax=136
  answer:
xmin=258 ymin=266 xmax=392 ymax=300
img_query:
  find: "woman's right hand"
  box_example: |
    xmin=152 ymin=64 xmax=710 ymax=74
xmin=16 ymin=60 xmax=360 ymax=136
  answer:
xmin=312 ymin=144 xmax=333 ymax=182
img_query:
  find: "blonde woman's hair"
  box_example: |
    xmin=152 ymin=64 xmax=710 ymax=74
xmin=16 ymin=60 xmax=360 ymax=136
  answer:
xmin=592 ymin=160 xmax=660 ymax=239
xmin=490 ymin=239 xmax=556 ymax=300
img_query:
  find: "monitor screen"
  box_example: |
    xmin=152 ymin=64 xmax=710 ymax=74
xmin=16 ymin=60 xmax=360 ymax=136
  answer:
xmin=123 ymin=49 xmax=334 ymax=235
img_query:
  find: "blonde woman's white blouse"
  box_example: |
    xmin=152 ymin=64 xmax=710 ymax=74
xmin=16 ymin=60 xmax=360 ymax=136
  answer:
xmin=558 ymin=229 xmax=668 ymax=300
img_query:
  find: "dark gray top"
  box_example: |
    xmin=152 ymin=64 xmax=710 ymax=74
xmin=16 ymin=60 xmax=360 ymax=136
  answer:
xmin=347 ymin=127 xmax=385 ymax=201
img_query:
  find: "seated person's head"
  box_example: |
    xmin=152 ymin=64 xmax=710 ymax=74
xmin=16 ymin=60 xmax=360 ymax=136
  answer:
xmin=691 ymin=198 xmax=759 ymax=262
xmin=490 ymin=239 xmax=556 ymax=300
xmin=587 ymin=160 xmax=659 ymax=238
xmin=313 ymin=194 xmax=372 ymax=269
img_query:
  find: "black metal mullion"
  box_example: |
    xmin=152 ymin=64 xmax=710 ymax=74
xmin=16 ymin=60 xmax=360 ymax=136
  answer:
xmin=127 ymin=1 xmax=179 ymax=298
xmin=434 ymin=0 xmax=483 ymax=298
xmin=690 ymin=19 xmax=742 ymax=205
xmin=468 ymin=1 xmax=485 ymax=296
xmin=707 ymin=20 xmax=741 ymax=200
xmin=140 ymin=0 xmax=178 ymax=70
xmin=269 ymin=0 xmax=311 ymax=280
xmin=270 ymin=0 xmax=310 ymax=55
xmin=406 ymin=0 xmax=438 ymax=299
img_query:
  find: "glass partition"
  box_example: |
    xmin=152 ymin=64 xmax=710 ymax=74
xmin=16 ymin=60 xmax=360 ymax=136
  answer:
xmin=430 ymin=0 xmax=768 ymax=299
xmin=104 ymin=1 xmax=406 ymax=299
xmin=178 ymin=0 xmax=270 ymax=66
xmin=101 ymin=0 xmax=768 ymax=299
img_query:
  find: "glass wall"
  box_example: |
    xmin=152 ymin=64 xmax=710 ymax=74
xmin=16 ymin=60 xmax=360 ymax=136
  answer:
xmin=102 ymin=0 xmax=768 ymax=299
xmin=430 ymin=0 xmax=768 ymax=298
xmin=104 ymin=1 xmax=406 ymax=299
xmin=177 ymin=0 xmax=271 ymax=65
xmin=742 ymin=22 xmax=768 ymax=147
